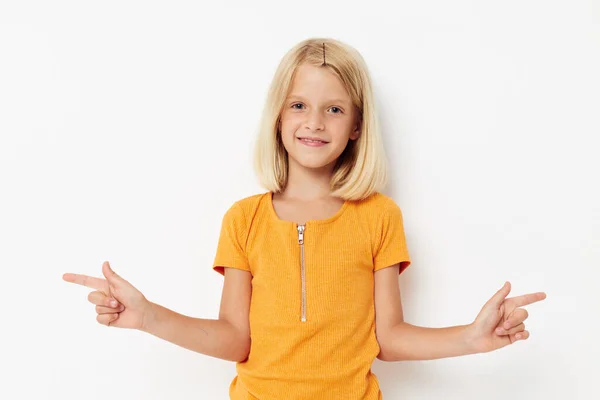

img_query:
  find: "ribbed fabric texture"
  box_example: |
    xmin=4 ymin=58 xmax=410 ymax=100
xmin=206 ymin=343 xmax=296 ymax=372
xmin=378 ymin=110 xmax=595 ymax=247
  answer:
xmin=213 ymin=191 xmax=411 ymax=400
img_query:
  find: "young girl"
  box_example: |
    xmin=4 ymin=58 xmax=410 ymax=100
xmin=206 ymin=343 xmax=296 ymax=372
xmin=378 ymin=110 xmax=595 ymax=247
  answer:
xmin=63 ymin=37 xmax=547 ymax=400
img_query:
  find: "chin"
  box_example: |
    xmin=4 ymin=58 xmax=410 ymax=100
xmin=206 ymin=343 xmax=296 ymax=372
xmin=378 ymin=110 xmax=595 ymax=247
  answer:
xmin=300 ymin=161 xmax=330 ymax=170
xmin=291 ymin=155 xmax=337 ymax=171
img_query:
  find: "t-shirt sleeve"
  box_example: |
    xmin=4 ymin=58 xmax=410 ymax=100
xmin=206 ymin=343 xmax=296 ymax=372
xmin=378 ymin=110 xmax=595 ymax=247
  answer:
xmin=212 ymin=202 xmax=251 ymax=276
xmin=373 ymin=202 xmax=412 ymax=274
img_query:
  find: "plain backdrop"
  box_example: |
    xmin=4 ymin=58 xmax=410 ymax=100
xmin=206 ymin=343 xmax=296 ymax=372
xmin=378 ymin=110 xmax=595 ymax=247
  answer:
xmin=1 ymin=1 xmax=598 ymax=399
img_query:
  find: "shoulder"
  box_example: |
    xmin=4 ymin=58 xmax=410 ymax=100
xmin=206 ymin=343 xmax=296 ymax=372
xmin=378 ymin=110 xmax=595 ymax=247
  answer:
xmin=222 ymin=191 xmax=271 ymax=223
xmin=229 ymin=192 xmax=270 ymax=213
xmin=355 ymin=191 xmax=403 ymax=215
xmin=351 ymin=192 xmax=406 ymax=235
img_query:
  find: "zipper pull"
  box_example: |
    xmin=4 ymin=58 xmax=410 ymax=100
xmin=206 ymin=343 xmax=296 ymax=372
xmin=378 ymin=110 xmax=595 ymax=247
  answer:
xmin=297 ymin=224 xmax=304 ymax=244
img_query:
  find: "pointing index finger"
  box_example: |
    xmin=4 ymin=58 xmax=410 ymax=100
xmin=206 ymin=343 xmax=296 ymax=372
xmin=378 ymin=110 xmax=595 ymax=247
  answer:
xmin=509 ymin=292 xmax=547 ymax=307
xmin=63 ymin=273 xmax=107 ymax=291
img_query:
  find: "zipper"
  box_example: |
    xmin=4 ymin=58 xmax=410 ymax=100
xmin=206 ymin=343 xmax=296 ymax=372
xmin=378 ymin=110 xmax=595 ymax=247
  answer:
xmin=297 ymin=224 xmax=306 ymax=322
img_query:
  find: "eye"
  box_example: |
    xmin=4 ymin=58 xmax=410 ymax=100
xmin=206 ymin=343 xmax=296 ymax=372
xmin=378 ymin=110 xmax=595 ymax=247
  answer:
xmin=290 ymin=103 xmax=343 ymax=114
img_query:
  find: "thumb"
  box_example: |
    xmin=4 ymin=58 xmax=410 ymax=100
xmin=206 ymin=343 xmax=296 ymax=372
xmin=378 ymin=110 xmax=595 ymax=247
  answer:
xmin=102 ymin=261 xmax=121 ymax=283
xmin=487 ymin=281 xmax=511 ymax=309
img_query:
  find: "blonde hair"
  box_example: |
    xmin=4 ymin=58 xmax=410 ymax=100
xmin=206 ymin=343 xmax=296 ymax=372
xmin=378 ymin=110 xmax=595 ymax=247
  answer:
xmin=253 ymin=37 xmax=388 ymax=201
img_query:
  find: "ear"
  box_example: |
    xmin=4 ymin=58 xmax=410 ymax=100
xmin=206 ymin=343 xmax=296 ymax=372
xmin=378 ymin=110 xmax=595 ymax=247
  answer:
xmin=350 ymin=112 xmax=362 ymax=140
xmin=350 ymin=124 xmax=361 ymax=140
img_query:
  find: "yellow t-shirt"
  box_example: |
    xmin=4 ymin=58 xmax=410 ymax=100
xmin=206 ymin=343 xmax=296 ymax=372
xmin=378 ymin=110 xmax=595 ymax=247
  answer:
xmin=212 ymin=191 xmax=411 ymax=400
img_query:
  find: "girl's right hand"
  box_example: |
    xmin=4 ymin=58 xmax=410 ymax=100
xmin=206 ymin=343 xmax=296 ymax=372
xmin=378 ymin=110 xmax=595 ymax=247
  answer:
xmin=63 ymin=261 xmax=153 ymax=330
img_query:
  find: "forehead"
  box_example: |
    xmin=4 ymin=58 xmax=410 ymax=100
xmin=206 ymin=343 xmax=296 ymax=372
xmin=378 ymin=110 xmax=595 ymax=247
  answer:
xmin=287 ymin=64 xmax=351 ymax=103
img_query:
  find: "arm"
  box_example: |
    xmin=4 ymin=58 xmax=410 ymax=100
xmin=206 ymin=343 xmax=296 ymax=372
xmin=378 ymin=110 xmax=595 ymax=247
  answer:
xmin=374 ymin=264 xmax=478 ymax=362
xmin=64 ymin=262 xmax=252 ymax=362
xmin=378 ymin=321 xmax=477 ymax=361
xmin=142 ymin=267 xmax=252 ymax=362
xmin=142 ymin=306 xmax=250 ymax=362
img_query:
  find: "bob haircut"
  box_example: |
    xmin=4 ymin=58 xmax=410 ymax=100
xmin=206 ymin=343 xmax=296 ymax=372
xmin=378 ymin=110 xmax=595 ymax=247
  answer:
xmin=253 ymin=37 xmax=388 ymax=201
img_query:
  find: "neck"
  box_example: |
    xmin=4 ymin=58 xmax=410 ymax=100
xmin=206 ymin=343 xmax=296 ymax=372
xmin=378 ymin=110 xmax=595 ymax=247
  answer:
xmin=282 ymin=158 xmax=336 ymax=201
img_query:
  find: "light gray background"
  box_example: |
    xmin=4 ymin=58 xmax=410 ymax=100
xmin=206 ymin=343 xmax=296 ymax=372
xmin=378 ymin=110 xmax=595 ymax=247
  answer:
xmin=1 ymin=1 xmax=597 ymax=399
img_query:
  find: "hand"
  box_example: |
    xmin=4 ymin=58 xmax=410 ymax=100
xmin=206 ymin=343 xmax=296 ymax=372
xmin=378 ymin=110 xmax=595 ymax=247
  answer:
xmin=63 ymin=261 xmax=152 ymax=330
xmin=468 ymin=281 xmax=547 ymax=353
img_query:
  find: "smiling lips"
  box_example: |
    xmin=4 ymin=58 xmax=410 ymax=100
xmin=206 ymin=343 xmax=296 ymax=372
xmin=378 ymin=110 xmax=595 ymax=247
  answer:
xmin=297 ymin=137 xmax=328 ymax=147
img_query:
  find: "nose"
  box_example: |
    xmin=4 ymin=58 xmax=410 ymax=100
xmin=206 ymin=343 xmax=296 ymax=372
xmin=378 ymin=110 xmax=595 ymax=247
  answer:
xmin=304 ymin=109 xmax=325 ymax=131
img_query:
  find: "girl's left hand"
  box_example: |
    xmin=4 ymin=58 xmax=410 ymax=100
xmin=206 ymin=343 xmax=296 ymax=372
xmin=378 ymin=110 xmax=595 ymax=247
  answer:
xmin=468 ymin=281 xmax=547 ymax=353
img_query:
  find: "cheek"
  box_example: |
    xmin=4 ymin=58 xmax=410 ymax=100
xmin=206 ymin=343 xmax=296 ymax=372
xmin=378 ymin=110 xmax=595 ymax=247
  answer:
xmin=280 ymin=114 xmax=302 ymax=130
xmin=278 ymin=123 xmax=296 ymax=150
xmin=280 ymin=117 xmax=303 ymax=142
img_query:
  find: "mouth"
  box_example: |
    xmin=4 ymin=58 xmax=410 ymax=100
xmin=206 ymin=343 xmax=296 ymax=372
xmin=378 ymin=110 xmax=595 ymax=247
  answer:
xmin=297 ymin=137 xmax=329 ymax=144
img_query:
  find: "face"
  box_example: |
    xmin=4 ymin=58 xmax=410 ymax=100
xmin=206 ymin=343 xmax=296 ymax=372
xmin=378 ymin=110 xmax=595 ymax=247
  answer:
xmin=279 ymin=63 xmax=360 ymax=173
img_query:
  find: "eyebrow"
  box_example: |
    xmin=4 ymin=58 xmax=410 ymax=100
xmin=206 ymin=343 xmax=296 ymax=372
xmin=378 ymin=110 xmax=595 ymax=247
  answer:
xmin=286 ymin=94 xmax=351 ymax=105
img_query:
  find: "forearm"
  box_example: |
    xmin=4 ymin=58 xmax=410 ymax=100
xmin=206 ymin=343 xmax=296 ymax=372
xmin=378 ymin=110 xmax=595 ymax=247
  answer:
xmin=379 ymin=322 xmax=479 ymax=361
xmin=140 ymin=302 xmax=250 ymax=362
